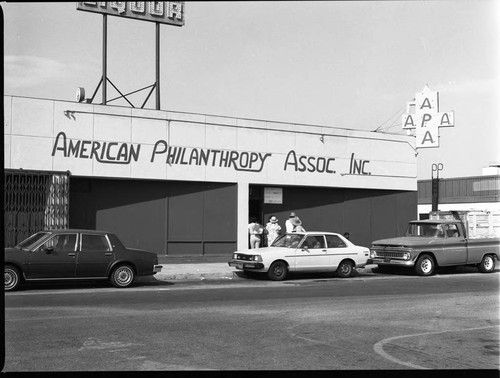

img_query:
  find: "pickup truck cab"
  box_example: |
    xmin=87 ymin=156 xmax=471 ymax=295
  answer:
xmin=368 ymin=211 xmax=500 ymax=276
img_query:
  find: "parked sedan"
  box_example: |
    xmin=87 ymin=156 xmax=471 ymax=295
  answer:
xmin=228 ymin=232 xmax=369 ymax=280
xmin=4 ymin=229 xmax=162 ymax=291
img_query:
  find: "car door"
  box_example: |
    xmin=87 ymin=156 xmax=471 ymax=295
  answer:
xmin=294 ymin=235 xmax=331 ymax=271
xmin=441 ymin=224 xmax=467 ymax=265
xmin=27 ymin=233 xmax=78 ymax=279
xmin=325 ymin=234 xmax=353 ymax=269
xmin=75 ymin=233 xmax=115 ymax=278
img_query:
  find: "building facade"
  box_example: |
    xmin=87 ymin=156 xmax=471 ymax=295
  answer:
xmin=418 ymin=175 xmax=500 ymax=219
xmin=4 ymin=95 xmax=418 ymax=255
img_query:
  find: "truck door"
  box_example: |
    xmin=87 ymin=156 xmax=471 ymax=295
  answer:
xmin=441 ymin=224 xmax=467 ymax=265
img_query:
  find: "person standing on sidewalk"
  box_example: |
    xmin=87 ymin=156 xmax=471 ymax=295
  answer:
xmin=286 ymin=212 xmax=297 ymax=233
xmin=248 ymin=218 xmax=264 ymax=249
xmin=286 ymin=212 xmax=305 ymax=233
xmin=291 ymin=216 xmax=306 ymax=232
xmin=266 ymin=215 xmax=281 ymax=245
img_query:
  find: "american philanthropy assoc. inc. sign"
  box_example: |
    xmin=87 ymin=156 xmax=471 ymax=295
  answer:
xmin=402 ymin=85 xmax=454 ymax=148
xmin=51 ymin=131 xmax=374 ymax=177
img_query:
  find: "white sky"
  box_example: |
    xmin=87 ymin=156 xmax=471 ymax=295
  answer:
xmin=3 ymin=1 xmax=499 ymax=180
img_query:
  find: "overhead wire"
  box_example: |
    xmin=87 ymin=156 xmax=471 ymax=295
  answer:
xmin=372 ymin=105 xmax=406 ymax=133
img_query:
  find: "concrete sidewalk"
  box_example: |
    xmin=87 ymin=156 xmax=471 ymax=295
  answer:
xmin=153 ymin=259 xmax=378 ymax=282
xmin=151 ymin=257 xmax=497 ymax=282
xmin=154 ymin=255 xmax=239 ymax=281
xmin=154 ymin=263 xmax=238 ymax=281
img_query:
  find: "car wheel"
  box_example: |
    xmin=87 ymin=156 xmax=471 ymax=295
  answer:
xmin=478 ymin=255 xmax=496 ymax=273
xmin=415 ymin=254 xmax=435 ymax=276
xmin=267 ymin=261 xmax=288 ymax=281
xmin=337 ymin=260 xmax=354 ymax=278
xmin=110 ymin=264 xmax=135 ymax=288
xmin=5 ymin=265 xmax=21 ymax=292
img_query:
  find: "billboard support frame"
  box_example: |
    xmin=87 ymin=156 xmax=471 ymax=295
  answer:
xmin=78 ymin=2 xmax=185 ymax=110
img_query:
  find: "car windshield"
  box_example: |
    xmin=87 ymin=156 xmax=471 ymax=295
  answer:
xmin=271 ymin=233 xmax=304 ymax=248
xmin=15 ymin=232 xmax=52 ymax=250
xmin=406 ymin=223 xmax=444 ymax=238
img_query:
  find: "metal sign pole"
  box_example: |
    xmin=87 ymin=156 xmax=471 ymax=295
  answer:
xmin=431 ymin=163 xmax=444 ymax=212
xmin=156 ymin=22 xmax=160 ymax=110
xmin=102 ymin=14 xmax=107 ymax=105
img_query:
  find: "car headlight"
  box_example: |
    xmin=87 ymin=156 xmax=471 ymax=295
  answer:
xmin=233 ymin=253 xmax=238 ymax=260
xmin=252 ymin=255 xmax=263 ymax=262
xmin=370 ymin=250 xmax=376 ymax=258
xmin=403 ymin=252 xmax=411 ymax=261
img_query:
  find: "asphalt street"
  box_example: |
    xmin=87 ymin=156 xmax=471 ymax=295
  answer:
xmin=4 ymin=270 xmax=499 ymax=372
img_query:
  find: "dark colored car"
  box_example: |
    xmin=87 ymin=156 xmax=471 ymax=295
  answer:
xmin=4 ymin=229 xmax=162 ymax=291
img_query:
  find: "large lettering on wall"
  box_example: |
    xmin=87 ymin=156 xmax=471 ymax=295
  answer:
xmin=51 ymin=132 xmax=373 ymax=176
xmin=150 ymin=140 xmax=271 ymax=172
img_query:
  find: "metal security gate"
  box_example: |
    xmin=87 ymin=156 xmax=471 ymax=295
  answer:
xmin=4 ymin=169 xmax=70 ymax=247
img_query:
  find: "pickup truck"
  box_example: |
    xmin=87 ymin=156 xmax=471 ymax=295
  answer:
xmin=368 ymin=210 xmax=500 ymax=276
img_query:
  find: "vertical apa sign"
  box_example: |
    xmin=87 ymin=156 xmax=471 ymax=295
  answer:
xmin=77 ymin=2 xmax=185 ymax=26
xmin=402 ymin=85 xmax=454 ymax=148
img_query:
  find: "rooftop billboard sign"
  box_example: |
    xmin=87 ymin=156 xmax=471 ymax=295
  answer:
xmin=77 ymin=2 xmax=185 ymax=26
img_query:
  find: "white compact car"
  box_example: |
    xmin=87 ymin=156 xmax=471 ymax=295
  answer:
xmin=228 ymin=232 xmax=369 ymax=280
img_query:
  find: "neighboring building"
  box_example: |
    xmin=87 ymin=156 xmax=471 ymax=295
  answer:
xmin=418 ymin=175 xmax=500 ymax=219
xmin=482 ymin=163 xmax=500 ymax=176
xmin=4 ymin=95 xmax=418 ymax=255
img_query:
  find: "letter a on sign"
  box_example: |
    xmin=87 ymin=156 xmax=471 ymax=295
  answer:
xmin=416 ymin=118 xmax=439 ymax=148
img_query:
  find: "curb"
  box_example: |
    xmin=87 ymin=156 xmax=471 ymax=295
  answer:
xmin=153 ymin=264 xmax=379 ymax=282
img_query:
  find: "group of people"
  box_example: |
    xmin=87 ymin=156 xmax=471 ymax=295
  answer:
xmin=248 ymin=212 xmax=306 ymax=249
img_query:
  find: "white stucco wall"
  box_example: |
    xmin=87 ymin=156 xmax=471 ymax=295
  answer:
xmin=4 ymin=96 xmax=417 ymax=191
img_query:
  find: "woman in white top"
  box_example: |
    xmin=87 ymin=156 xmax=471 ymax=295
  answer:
xmin=266 ymin=216 xmax=281 ymax=245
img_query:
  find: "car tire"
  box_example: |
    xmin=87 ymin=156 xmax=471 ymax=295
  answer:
xmin=267 ymin=261 xmax=288 ymax=281
xmin=337 ymin=260 xmax=354 ymax=278
xmin=5 ymin=265 xmax=21 ymax=292
xmin=478 ymin=255 xmax=496 ymax=273
xmin=110 ymin=264 xmax=135 ymax=288
xmin=415 ymin=254 xmax=435 ymax=276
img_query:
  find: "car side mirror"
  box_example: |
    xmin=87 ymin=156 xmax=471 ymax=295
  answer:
xmin=302 ymin=245 xmax=309 ymax=251
xmin=45 ymin=246 xmax=54 ymax=254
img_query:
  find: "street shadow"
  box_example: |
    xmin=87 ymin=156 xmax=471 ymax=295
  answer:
xmin=234 ymin=269 xmax=364 ymax=281
xmin=10 ymin=275 xmax=174 ymax=292
xmin=372 ymin=265 xmax=500 ymax=276
xmin=235 ymin=265 xmax=500 ymax=282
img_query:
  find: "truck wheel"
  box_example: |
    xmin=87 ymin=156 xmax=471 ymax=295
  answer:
xmin=478 ymin=255 xmax=496 ymax=273
xmin=267 ymin=261 xmax=288 ymax=281
xmin=415 ymin=254 xmax=435 ymax=276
